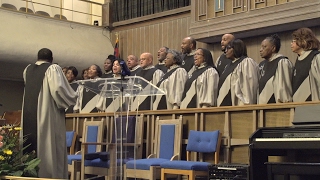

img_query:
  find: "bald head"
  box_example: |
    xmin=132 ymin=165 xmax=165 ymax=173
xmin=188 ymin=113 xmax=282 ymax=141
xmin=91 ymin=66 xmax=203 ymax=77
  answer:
xmin=140 ymin=52 xmax=153 ymax=69
xmin=221 ymin=34 xmax=235 ymax=51
xmin=181 ymin=37 xmax=196 ymax=54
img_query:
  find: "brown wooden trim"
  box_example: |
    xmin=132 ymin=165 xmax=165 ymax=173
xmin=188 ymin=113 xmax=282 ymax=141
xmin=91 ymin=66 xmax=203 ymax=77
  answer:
xmin=112 ymin=6 xmax=191 ymax=28
xmin=66 ymin=101 xmax=320 ymax=118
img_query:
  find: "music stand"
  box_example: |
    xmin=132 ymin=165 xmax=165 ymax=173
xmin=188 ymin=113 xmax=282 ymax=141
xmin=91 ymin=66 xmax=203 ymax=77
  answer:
xmin=73 ymin=76 xmax=165 ymax=179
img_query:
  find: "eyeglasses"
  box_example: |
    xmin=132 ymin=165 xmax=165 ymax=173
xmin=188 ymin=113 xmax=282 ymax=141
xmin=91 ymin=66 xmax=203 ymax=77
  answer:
xmin=291 ymin=40 xmax=297 ymax=43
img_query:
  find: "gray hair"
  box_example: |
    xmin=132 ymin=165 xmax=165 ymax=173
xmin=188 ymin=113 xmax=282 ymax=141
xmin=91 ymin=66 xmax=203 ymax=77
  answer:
xmin=167 ymin=49 xmax=183 ymax=65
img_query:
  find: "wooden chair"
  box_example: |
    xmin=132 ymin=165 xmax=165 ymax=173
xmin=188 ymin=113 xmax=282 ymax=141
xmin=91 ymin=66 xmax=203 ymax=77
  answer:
xmin=66 ymin=131 xmax=77 ymax=155
xmin=160 ymin=130 xmax=221 ymax=180
xmin=80 ymin=114 xmax=144 ymax=180
xmin=124 ymin=115 xmax=183 ymax=180
xmin=68 ymin=119 xmax=104 ymax=180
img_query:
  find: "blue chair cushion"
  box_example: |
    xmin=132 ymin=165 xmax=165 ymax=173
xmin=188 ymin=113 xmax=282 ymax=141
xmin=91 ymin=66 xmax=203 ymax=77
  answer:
xmin=126 ymin=158 xmax=169 ymax=170
xmin=186 ymin=130 xmax=220 ymax=153
xmin=66 ymin=131 xmax=75 ymax=147
xmin=85 ymin=152 xmax=100 ymax=160
xmin=67 ymin=155 xmax=82 ymax=165
xmin=84 ymin=158 xmax=132 ymax=168
xmin=160 ymin=160 xmax=210 ymax=171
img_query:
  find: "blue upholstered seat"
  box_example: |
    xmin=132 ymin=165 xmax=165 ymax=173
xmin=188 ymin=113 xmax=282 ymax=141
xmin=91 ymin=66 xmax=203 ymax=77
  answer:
xmin=124 ymin=116 xmax=183 ymax=180
xmin=81 ymin=115 xmax=144 ymax=180
xmin=160 ymin=130 xmax=221 ymax=180
xmin=68 ymin=120 xmax=104 ymax=180
xmin=84 ymin=158 xmax=133 ymax=168
xmin=66 ymin=131 xmax=75 ymax=148
xmin=160 ymin=160 xmax=210 ymax=171
xmin=68 ymin=155 xmax=82 ymax=165
xmin=126 ymin=158 xmax=169 ymax=170
xmin=126 ymin=124 xmax=176 ymax=170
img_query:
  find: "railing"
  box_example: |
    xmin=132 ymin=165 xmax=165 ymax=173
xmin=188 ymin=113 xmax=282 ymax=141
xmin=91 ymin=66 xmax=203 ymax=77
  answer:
xmin=65 ymin=101 xmax=320 ymax=164
xmin=0 ymin=0 xmax=102 ymax=26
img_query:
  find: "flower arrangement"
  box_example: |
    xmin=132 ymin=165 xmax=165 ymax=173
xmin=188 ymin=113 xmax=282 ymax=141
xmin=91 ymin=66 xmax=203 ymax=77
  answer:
xmin=0 ymin=126 xmax=40 ymax=177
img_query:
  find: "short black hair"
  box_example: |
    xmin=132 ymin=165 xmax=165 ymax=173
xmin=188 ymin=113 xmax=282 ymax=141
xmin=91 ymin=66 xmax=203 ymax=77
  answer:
xmin=107 ymin=55 xmax=116 ymax=61
xmin=228 ymin=39 xmax=247 ymax=58
xmin=38 ymin=48 xmax=53 ymax=62
xmin=67 ymin=66 xmax=78 ymax=77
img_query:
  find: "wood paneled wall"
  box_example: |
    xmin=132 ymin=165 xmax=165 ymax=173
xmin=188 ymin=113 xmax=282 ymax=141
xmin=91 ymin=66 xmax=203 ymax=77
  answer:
xmin=111 ymin=11 xmax=320 ymax=65
xmin=111 ymin=12 xmax=209 ymax=64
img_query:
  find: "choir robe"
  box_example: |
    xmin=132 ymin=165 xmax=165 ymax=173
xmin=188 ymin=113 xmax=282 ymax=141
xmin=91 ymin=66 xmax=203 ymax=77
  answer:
xmin=101 ymin=70 xmax=113 ymax=78
xmin=153 ymin=65 xmax=187 ymax=110
xmin=22 ymin=62 xmax=77 ymax=179
xmin=130 ymin=65 xmax=142 ymax=76
xmin=155 ymin=63 xmax=168 ymax=73
xmin=217 ymin=56 xmax=259 ymax=106
xmin=66 ymin=81 xmax=79 ymax=113
xmin=181 ymin=52 xmax=195 ymax=73
xmin=180 ymin=65 xmax=219 ymax=108
xmin=131 ymin=66 xmax=164 ymax=111
xmin=258 ymin=54 xmax=293 ymax=104
xmin=292 ymin=50 xmax=320 ymax=102
xmin=215 ymin=53 xmax=232 ymax=76
xmin=74 ymin=79 xmax=100 ymax=113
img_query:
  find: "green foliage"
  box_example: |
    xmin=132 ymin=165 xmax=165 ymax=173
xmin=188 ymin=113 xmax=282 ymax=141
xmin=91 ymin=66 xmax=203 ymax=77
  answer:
xmin=0 ymin=126 xmax=40 ymax=177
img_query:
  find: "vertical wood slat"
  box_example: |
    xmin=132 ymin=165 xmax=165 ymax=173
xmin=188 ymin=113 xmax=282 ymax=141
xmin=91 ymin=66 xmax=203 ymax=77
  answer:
xmin=223 ymin=111 xmax=231 ymax=163
xmin=147 ymin=115 xmax=152 ymax=157
xmin=259 ymin=109 xmax=264 ymax=127
xmin=289 ymin=108 xmax=295 ymax=125
xmin=199 ymin=112 xmax=205 ymax=161
xmin=193 ymin=113 xmax=199 ymax=161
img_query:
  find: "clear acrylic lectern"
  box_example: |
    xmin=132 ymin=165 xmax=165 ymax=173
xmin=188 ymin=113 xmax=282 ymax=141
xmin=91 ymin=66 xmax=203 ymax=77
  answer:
xmin=73 ymin=76 xmax=165 ymax=180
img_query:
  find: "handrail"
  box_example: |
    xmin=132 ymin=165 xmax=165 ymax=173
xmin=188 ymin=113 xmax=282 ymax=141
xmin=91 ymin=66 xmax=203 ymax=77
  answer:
xmin=66 ymin=101 xmax=320 ymax=117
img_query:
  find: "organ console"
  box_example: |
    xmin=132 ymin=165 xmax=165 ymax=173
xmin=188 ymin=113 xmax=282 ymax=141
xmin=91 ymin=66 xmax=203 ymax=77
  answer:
xmin=249 ymin=126 xmax=320 ymax=180
xmin=250 ymin=104 xmax=320 ymax=180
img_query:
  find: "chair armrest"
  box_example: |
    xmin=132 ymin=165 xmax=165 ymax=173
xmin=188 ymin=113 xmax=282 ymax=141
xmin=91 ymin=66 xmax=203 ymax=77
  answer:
xmin=82 ymin=142 xmax=140 ymax=147
xmin=75 ymin=151 xmax=81 ymax=155
xmin=170 ymin=154 xmax=179 ymax=161
xmin=147 ymin=154 xmax=156 ymax=158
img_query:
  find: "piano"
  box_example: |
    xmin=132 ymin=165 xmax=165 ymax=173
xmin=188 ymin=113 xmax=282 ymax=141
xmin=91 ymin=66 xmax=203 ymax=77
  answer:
xmin=250 ymin=104 xmax=320 ymax=180
xmin=249 ymin=126 xmax=320 ymax=180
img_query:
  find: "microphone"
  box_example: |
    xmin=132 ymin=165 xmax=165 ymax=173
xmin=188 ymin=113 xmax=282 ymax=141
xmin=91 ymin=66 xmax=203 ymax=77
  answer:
xmin=120 ymin=61 xmax=131 ymax=77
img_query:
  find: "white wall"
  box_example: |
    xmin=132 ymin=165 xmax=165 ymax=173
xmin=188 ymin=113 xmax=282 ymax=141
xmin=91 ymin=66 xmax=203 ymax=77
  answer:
xmin=0 ymin=8 xmax=114 ymax=81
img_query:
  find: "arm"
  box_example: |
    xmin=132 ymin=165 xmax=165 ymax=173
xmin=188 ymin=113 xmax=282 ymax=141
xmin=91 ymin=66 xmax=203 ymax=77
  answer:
xmin=310 ymin=53 xmax=320 ymax=100
xmin=152 ymin=69 xmax=164 ymax=85
xmin=46 ymin=64 xmax=77 ymax=109
xmin=234 ymin=58 xmax=259 ymax=105
xmin=197 ymin=67 xmax=219 ymax=107
xmin=273 ymin=58 xmax=293 ymax=103
xmin=167 ymin=68 xmax=188 ymax=107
